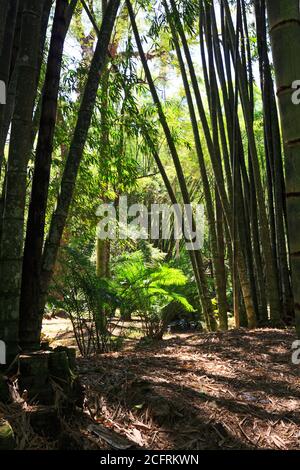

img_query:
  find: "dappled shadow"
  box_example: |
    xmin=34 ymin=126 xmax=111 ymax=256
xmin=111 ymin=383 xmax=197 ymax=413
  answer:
xmin=77 ymin=328 xmax=300 ymax=450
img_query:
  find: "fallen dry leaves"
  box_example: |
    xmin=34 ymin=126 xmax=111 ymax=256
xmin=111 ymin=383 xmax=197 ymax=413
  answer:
xmin=75 ymin=328 xmax=300 ymax=450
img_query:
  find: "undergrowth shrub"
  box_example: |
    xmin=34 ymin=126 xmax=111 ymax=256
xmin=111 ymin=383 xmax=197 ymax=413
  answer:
xmin=112 ymin=243 xmax=194 ymax=339
xmin=49 ymin=247 xmax=120 ymax=356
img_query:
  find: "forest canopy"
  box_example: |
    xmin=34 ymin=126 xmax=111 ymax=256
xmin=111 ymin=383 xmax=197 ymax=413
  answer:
xmin=0 ymin=0 xmax=300 ymax=453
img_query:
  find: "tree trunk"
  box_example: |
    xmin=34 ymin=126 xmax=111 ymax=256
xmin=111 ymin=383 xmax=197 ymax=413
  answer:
xmin=266 ymin=0 xmax=300 ymax=336
xmin=0 ymin=0 xmax=8 ymax=53
xmin=0 ymin=0 xmax=19 ymax=172
xmin=256 ymin=0 xmax=294 ymax=324
xmin=215 ymin=187 xmax=228 ymax=330
xmin=127 ymin=0 xmax=217 ymax=331
xmin=29 ymin=0 xmax=121 ymax=349
xmin=166 ymin=0 xmax=227 ymax=330
xmin=171 ymin=0 xmax=257 ymax=328
xmin=0 ymin=0 xmax=52 ymax=239
xmin=198 ymin=1 xmax=256 ymax=328
xmin=224 ymin=0 xmax=281 ymax=325
xmin=19 ymin=0 xmax=72 ymax=349
xmin=0 ymin=0 xmax=45 ymax=360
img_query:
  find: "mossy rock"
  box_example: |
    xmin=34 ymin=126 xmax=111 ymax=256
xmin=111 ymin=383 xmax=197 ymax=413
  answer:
xmin=0 ymin=419 xmax=15 ymax=450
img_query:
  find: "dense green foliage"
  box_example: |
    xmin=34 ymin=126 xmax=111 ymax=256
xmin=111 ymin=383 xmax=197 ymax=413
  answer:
xmin=0 ymin=0 xmax=299 ymax=361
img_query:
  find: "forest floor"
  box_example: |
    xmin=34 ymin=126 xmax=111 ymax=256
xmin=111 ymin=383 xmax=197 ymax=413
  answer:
xmin=69 ymin=328 xmax=300 ymax=450
xmin=2 ymin=325 xmax=300 ymax=450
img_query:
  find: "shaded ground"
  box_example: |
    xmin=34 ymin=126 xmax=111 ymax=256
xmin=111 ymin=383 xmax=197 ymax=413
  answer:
xmin=72 ymin=328 xmax=300 ymax=450
xmin=2 ymin=328 xmax=300 ymax=450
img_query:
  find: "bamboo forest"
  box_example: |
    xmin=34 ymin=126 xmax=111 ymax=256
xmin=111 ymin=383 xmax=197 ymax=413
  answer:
xmin=0 ymin=0 xmax=300 ymax=456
